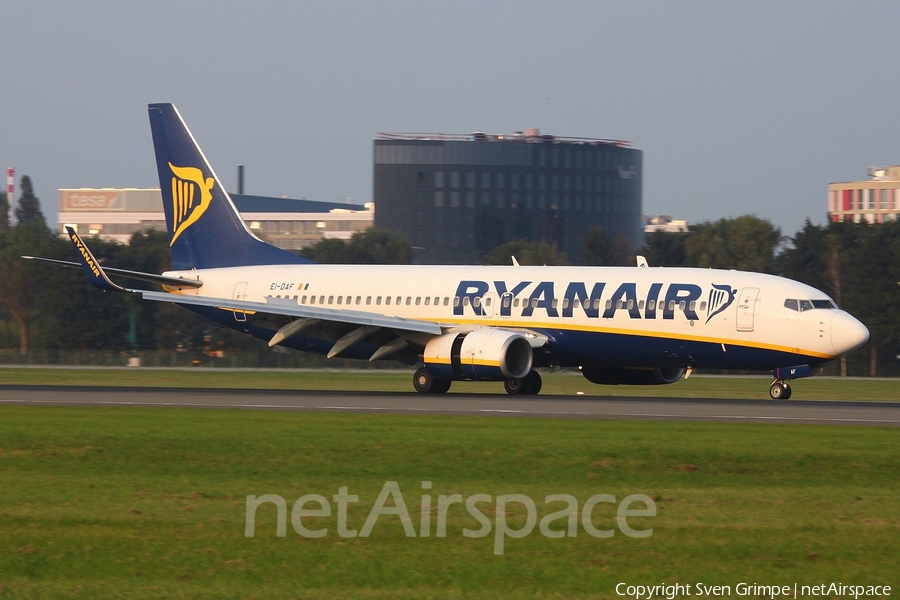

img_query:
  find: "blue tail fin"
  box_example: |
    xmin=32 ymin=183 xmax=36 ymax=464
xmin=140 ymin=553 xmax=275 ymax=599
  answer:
xmin=148 ymin=103 xmax=312 ymax=270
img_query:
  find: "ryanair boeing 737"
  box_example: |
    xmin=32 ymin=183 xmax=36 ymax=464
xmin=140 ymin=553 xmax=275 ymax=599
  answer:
xmin=28 ymin=104 xmax=870 ymax=399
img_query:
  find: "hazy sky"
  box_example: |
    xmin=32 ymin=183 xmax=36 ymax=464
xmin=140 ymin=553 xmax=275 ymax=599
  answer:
xmin=3 ymin=1 xmax=899 ymax=237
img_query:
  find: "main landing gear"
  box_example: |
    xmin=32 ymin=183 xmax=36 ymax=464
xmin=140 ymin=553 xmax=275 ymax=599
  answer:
xmin=769 ymin=380 xmax=792 ymax=400
xmin=413 ymin=367 xmax=452 ymax=394
xmin=504 ymin=370 xmax=542 ymax=395
xmin=412 ymin=367 xmax=543 ymax=395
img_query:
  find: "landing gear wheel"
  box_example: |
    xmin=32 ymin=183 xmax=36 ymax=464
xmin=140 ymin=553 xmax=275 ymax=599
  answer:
xmin=432 ymin=378 xmax=452 ymax=394
xmin=414 ymin=367 xmax=450 ymax=394
xmin=504 ymin=377 xmax=526 ymax=395
xmin=504 ymin=370 xmax=543 ymax=395
xmin=769 ymin=381 xmax=791 ymax=400
xmin=524 ymin=370 xmax=542 ymax=395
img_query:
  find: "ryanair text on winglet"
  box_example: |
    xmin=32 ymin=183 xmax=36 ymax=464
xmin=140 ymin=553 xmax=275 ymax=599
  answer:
xmin=70 ymin=231 xmax=100 ymax=278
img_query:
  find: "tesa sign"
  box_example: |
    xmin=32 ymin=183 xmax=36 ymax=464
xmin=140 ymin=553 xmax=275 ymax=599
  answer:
xmin=61 ymin=190 xmax=121 ymax=210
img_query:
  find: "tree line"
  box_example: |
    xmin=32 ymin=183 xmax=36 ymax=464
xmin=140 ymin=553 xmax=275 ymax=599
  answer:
xmin=0 ymin=181 xmax=895 ymax=374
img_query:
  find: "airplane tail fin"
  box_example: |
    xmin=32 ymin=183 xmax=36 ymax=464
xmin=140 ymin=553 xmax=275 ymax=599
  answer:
xmin=147 ymin=103 xmax=312 ymax=270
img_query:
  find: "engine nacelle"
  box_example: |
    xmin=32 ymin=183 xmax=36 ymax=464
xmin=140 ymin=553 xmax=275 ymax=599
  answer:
xmin=424 ymin=329 xmax=533 ymax=381
xmin=581 ymin=366 xmax=685 ymax=386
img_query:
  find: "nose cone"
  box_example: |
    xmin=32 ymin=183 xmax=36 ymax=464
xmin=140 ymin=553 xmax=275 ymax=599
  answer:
xmin=831 ymin=311 xmax=869 ymax=356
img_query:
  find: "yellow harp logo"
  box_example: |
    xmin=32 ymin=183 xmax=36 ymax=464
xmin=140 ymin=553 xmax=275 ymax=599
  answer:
xmin=168 ymin=162 xmax=214 ymax=246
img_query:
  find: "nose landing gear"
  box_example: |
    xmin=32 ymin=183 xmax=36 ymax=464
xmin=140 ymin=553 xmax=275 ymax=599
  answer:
xmin=768 ymin=365 xmax=809 ymax=399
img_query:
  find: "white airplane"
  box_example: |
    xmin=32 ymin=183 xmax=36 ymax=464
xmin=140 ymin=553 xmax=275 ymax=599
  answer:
xmin=30 ymin=104 xmax=869 ymax=399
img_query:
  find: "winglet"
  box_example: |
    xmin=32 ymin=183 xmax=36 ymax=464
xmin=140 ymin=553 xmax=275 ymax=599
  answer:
xmin=64 ymin=226 xmax=129 ymax=292
xmin=636 ymin=255 xmax=649 ymax=268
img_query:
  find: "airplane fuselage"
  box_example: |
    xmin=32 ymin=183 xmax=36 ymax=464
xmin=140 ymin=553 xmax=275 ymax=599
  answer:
xmin=163 ymin=263 xmax=861 ymax=372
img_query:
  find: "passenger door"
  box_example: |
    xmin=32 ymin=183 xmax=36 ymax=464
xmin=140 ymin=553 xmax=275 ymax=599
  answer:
xmin=736 ymin=287 xmax=759 ymax=332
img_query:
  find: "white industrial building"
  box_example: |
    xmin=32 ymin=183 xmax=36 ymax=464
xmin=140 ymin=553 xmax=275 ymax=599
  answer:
xmin=58 ymin=188 xmax=373 ymax=249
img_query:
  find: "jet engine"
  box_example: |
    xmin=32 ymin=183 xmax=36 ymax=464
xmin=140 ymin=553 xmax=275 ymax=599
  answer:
xmin=581 ymin=366 xmax=685 ymax=386
xmin=423 ymin=329 xmax=533 ymax=381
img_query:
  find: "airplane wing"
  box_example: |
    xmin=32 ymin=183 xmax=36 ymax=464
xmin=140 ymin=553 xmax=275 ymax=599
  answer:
xmin=140 ymin=290 xmax=444 ymax=336
xmin=44 ymin=223 xmax=546 ymax=361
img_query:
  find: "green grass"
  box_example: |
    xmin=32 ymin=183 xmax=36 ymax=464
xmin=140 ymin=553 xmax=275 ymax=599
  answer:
xmin=1 ymin=367 xmax=899 ymax=400
xmin=0 ymin=406 xmax=898 ymax=598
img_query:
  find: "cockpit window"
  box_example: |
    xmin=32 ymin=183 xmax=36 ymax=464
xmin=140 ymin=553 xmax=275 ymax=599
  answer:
xmin=784 ymin=298 xmax=837 ymax=312
xmin=811 ymin=299 xmax=837 ymax=309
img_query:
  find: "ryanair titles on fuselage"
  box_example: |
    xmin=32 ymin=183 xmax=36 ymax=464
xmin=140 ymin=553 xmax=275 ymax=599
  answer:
xmin=453 ymin=280 xmax=738 ymax=323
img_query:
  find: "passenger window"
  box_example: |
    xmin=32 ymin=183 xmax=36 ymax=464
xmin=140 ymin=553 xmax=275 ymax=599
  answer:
xmin=485 ymin=296 xmax=492 ymax=307
xmin=513 ymin=298 xmax=520 ymax=307
xmin=668 ymin=300 xmax=676 ymax=311
xmin=648 ymin=299 xmax=656 ymax=311
xmin=328 ymin=296 xmax=334 ymax=304
xmin=784 ymin=299 xmax=799 ymax=311
xmin=396 ymin=296 xmax=402 ymax=305
xmin=638 ymin=300 xmax=645 ymax=310
xmin=678 ymin=301 xmax=686 ymax=311
xmin=689 ymin=301 xmax=696 ymax=312
xmin=319 ymin=296 xmax=325 ymax=304
xmin=699 ymin=301 xmax=707 ymax=311
xmin=551 ymin=299 xmax=558 ymax=309
xmin=424 ymin=297 xmax=431 ymax=306
xmin=434 ymin=297 xmax=440 ymax=306
xmin=366 ymin=296 xmax=372 ymax=305
xmin=606 ymin=300 xmax=612 ymax=310
xmin=376 ymin=296 xmax=381 ymax=305
xmin=301 ymin=295 xmax=307 ymax=304
xmin=337 ymin=296 xmax=342 ymax=305
xmin=453 ymin=297 xmax=459 ymax=307
xmin=627 ymin=300 xmax=634 ymax=310
xmin=386 ymin=297 xmax=392 ymax=306
xmin=593 ymin=299 xmax=601 ymax=310
xmin=356 ymin=296 xmax=361 ymax=305
xmin=531 ymin=298 xmax=539 ymax=308
xmin=473 ymin=297 xmax=481 ymax=308
xmin=414 ymin=297 xmax=420 ymax=306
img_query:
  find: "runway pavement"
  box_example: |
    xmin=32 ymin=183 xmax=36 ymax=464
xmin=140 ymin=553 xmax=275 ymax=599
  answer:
xmin=1 ymin=385 xmax=899 ymax=425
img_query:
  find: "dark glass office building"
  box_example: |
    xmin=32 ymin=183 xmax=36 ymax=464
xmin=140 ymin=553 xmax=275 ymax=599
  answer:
xmin=373 ymin=130 xmax=643 ymax=264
